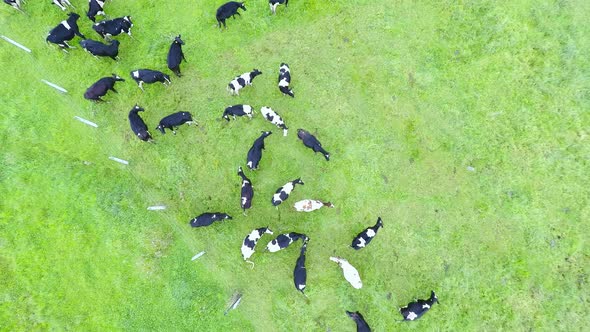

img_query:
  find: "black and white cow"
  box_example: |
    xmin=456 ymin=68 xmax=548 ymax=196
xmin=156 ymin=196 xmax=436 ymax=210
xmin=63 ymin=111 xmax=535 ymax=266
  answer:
xmin=271 ymin=178 xmax=304 ymax=206
xmin=4 ymin=0 xmax=22 ymax=12
xmin=246 ymin=131 xmax=272 ymax=170
xmin=130 ymin=69 xmax=171 ymax=91
xmin=260 ymin=107 xmax=288 ymax=136
xmin=227 ymin=69 xmax=262 ymax=95
xmin=269 ymin=0 xmax=288 ymax=15
xmin=265 ymin=232 xmax=308 ymax=252
xmin=79 ymin=39 xmax=119 ymax=60
xmin=87 ymin=0 xmax=106 ymax=22
xmin=128 ymin=104 xmax=152 ymax=142
xmin=399 ymin=291 xmax=438 ymax=321
xmin=346 ymin=311 xmax=371 ymax=332
xmin=216 ymin=1 xmax=246 ymax=28
xmin=237 ymin=166 xmax=253 ymax=213
xmin=351 ymin=217 xmax=383 ymax=250
xmin=241 ymin=227 xmax=273 ymax=267
xmin=222 ymin=104 xmax=254 ymax=121
xmin=189 ymin=212 xmax=232 ymax=227
xmin=52 ymin=0 xmax=73 ymax=11
xmin=93 ymin=16 xmax=133 ymax=39
xmin=46 ymin=13 xmax=86 ymax=49
xmin=277 ymin=62 xmax=294 ymax=97
xmin=293 ymin=240 xmax=308 ymax=297
xmin=84 ymin=74 xmax=124 ymax=102
xmin=297 ymin=129 xmax=330 ymax=161
xmin=155 ymin=112 xmax=194 ymax=134
xmin=167 ymin=35 xmax=186 ymax=77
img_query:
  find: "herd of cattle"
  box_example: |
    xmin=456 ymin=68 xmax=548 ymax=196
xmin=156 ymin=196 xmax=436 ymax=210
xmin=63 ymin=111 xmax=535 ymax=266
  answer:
xmin=4 ymin=0 xmax=438 ymax=329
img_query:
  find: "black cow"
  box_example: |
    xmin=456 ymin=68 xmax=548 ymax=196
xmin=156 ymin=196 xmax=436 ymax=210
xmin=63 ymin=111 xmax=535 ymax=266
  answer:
xmin=246 ymin=131 xmax=272 ymax=170
xmin=216 ymin=1 xmax=246 ymax=28
xmin=346 ymin=311 xmax=371 ymax=332
xmin=87 ymin=0 xmax=106 ymax=22
xmin=351 ymin=217 xmax=383 ymax=250
xmin=128 ymin=105 xmax=152 ymax=142
xmin=156 ymin=112 xmax=194 ymax=134
xmin=227 ymin=69 xmax=262 ymax=95
xmin=4 ymin=0 xmax=22 ymax=12
xmin=241 ymin=227 xmax=273 ymax=267
xmin=237 ymin=166 xmax=253 ymax=213
xmin=189 ymin=213 xmax=232 ymax=227
xmin=269 ymin=0 xmax=288 ymax=14
xmin=278 ymin=63 xmax=294 ymax=97
xmin=93 ymin=16 xmax=133 ymax=39
xmin=79 ymin=39 xmax=119 ymax=60
xmin=223 ymin=104 xmax=254 ymax=121
xmin=272 ymin=178 xmax=304 ymax=206
xmin=297 ymin=129 xmax=330 ymax=161
xmin=84 ymin=74 xmax=124 ymax=102
xmin=52 ymin=0 xmax=73 ymax=11
xmin=293 ymin=240 xmax=308 ymax=297
xmin=167 ymin=35 xmax=186 ymax=77
xmin=265 ymin=232 xmax=308 ymax=252
xmin=130 ymin=69 xmax=171 ymax=91
xmin=46 ymin=13 xmax=86 ymax=49
xmin=399 ymin=291 xmax=438 ymax=321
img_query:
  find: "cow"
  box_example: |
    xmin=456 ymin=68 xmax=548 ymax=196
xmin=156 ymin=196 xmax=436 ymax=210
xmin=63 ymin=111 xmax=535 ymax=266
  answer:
xmin=246 ymin=131 xmax=272 ymax=170
xmin=399 ymin=291 xmax=438 ymax=321
xmin=346 ymin=311 xmax=371 ymax=332
xmin=329 ymin=256 xmax=362 ymax=289
xmin=84 ymin=74 xmax=124 ymax=102
xmin=46 ymin=13 xmax=86 ymax=49
xmin=271 ymin=178 xmax=303 ymax=206
xmin=351 ymin=217 xmax=383 ymax=250
xmin=216 ymin=1 xmax=246 ymax=28
xmin=237 ymin=166 xmax=253 ymax=213
xmin=189 ymin=212 xmax=233 ymax=227
xmin=93 ymin=16 xmax=133 ymax=39
xmin=227 ymin=69 xmax=262 ymax=95
xmin=87 ymin=0 xmax=106 ymax=22
xmin=260 ymin=107 xmax=288 ymax=136
xmin=222 ymin=104 xmax=254 ymax=121
xmin=293 ymin=240 xmax=308 ymax=297
xmin=293 ymin=200 xmax=334 ymax=212
xmin=155 ymin=112 xmax=195 ymax=134
xmin=241 ymin=227 xmax=273 ymax=267
xmin=79 ymin=39 xmax=119 ymax=60
xmin=269 ymin=0 xmax=288 ymax=15
xmin=52 ymin=0 xmax=73 ymax=11
xmin=265 ymin=232 xmax=308 ymax=253
xmin=128 ymin=105 xmax=152 ymax=142
xmin=166 ymin=35 xmax=186 ymax=77
xmin=277 ymin=62 xmax=294 ymax=97
xmin=130 ymin=69 xmax=171 ymax=91
xmin=4 ymin=0 xmax=23 ymax=12
xmin=297 ymin=129 xmax=330 ymax=161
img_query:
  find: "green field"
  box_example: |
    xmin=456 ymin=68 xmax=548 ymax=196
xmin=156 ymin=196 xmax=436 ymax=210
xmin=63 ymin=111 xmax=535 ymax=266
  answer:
xmin=1 ymin=0 xmax=589 ymax=330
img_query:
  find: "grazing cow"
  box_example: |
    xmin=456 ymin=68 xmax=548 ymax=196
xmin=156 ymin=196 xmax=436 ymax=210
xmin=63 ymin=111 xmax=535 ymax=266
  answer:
xmin=216 ymin=1 xmax=246 ymax=28
xmin=351 ymin=217 xmax=383 ymax=250
xmin=79 ymin=39 xmax=119 ymax=60
xmin=293 ymin=240 xmax=308 ymax=297
xmin=46 ymin=13 xmax=86 ymax=49
xmin=156 ymin=112 xmax=194 ymax=134
xmin=189 ymin=212 xmax=233 ymax=227
xmin=269 ymin=0 xmax=288 ymax=15
xmin=265 ymin=232 xmax=308 ymax=253
xmin=346 ymin=311 xmax=371 ymax=332
xmin=222 ymin=104 xmax=254 ymax=121
xmin=293 ymin=200 xmax=334 ymax=212
xmin=227 ymin=69 xmax=262 ymax=95
xmin=271 ymin=178 xmax=303 ymax=206
xmin=87 ymin=0 xmax=106 ymax=22
xmin=84 ymin=74 xmax=124 ymax=102
xmin=128 ymin=105 xmax=152 ymax=142
xmin=93 ymin=16 xmax=133 ymax=39
xmin=399 ymin=291 xmax=438 ymax=321
xmin=52 ymin=0 xmax=73 ymax=11
xmin=246 ymin=131 xmax=272 ymax=170
xmin=278 ymin=63 xmax=294 ymax=97
xmin=167 ymin=35 xmax=186 ymax=77
xmin=260 ymin=107 xmax=288 ymax=136
xmin=237 ymin=166 xmax=253 ymax=213
xmin=329 ymin=256 xmax=362 ymax=289
xmin=241 ymin=227 xmax=273 ymax=267
xmin=297 ymin=129 xmax=330 ymax=161
xmin=130 ymin=69 xmax=171 ymax=91
xmin=4 ymin=0 xmax=22 ymax=12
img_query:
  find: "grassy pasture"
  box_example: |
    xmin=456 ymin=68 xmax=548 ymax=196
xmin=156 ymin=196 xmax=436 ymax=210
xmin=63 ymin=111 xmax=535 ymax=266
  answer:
xmin=1 ymin=0 xmax=589 ymax=330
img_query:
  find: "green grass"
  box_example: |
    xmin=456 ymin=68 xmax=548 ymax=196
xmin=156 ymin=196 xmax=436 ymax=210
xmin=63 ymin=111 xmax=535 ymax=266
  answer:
xmin=1 ymin=0 xmax=589 ymax=330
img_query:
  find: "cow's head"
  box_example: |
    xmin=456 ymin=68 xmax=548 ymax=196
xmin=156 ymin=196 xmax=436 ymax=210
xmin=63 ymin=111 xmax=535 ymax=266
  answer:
xmin=174 ymin=35 xmax=184 ymax=45
xmin=110 ymin=39 xmax=120 ymax=47
xmin=124 ymin=16 xmax=133 ymax=25
xmin=155 ymin=124 xmax=165 ymax=134
xmin=221 ymin=213 xmax=233 ymax=220
xmin=293 ymin=178 xmax=304 ymax=185
xmin=239 ymin=2 xmax=247 ymax=11
xmin=263 ymin=227 xmax=273 ymax=235
xmin=67 ymin=12 xmax=80 ymax=20
xmin=261 ymin=131 xmax=272 ymax=138
xmin=163 ymin=74 xmax=171 ymax=85
xmin=111 ymin=73 xmax=125 ymax=82
xmin=132 ymin=104 xmax=144 ymax=112
xmin=251 ymin=69 xmax=262 ymax=78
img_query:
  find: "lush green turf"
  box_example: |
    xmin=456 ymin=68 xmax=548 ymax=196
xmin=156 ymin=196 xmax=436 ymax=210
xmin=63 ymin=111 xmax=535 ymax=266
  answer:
xmin=1 ymin=0 xmax=589 ymax=330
